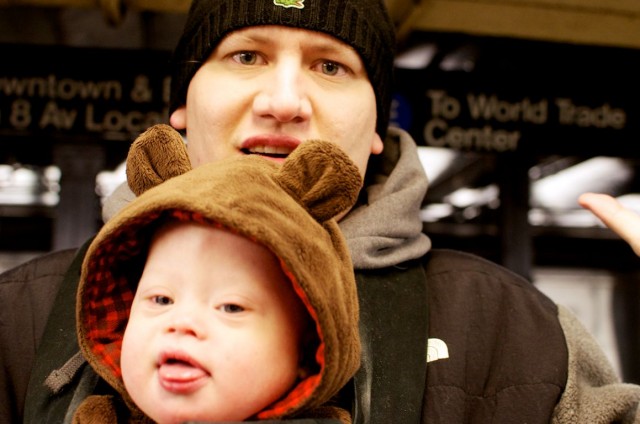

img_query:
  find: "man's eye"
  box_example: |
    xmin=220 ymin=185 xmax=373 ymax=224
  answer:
xmin=152 ymin=295 xmax=173 ymax=306
xmin=233 ymin=51 xmax=258 ymax=65
xmin=220 ymin=304 xmax=245 ymax=313
xmin=321 ymin=61 xmax=345 ymax=76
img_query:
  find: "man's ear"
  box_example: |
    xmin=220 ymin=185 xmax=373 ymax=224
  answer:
xmin=371 ymin=132 xmax=384 ymax=155
xmin=169 ymin=106 xmax=187 ymax=130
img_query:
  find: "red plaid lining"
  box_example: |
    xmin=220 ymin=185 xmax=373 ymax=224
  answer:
xmin=83 ymin=222 xmax=148 ymax=378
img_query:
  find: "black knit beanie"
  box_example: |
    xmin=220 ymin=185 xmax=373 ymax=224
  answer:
xmin=169 ymin=0 xmax=396 ymax=138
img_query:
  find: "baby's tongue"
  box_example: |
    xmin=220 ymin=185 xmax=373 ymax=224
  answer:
xmin=159 ymin=361 xmax=208 ymax=381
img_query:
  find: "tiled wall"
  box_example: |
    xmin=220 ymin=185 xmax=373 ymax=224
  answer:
xmin=534 ymin=267 xmax=621 ymax=377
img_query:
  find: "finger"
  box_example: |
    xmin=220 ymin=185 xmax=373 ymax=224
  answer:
xmin=578 ymin=192 xmax=640 ymax=256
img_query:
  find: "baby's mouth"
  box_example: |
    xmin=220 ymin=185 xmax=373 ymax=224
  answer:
xmin=157 ymin=352 xmax=210 ymax=394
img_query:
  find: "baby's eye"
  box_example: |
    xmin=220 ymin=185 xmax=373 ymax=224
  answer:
xmin=219 ymin=304 xmax=245 ymax=314
xmin=232 ymin=51 xmax=259 ymax=66
xmin=152 ymin=295 xmax=173 ymax=306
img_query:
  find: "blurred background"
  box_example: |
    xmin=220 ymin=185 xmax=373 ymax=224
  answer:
xmin=1 ymin=0 xmax=639 ymax=382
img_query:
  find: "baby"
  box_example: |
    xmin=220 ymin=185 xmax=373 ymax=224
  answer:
xmin=73 ymin=126 xmax=362 ymax=423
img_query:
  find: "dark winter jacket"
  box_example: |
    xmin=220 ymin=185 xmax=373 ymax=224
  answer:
xmin=0 ymin=243 xmax=560 ymax=423
xmin=11 ymin=244 xmax=634 ymax=424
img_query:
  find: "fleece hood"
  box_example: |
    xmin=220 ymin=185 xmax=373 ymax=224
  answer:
xmin=340 ymin=126 xmax=431 ymax=268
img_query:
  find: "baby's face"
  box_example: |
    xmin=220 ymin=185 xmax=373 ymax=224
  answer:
xmin=121 ymin=221 xmax=309 ymax=423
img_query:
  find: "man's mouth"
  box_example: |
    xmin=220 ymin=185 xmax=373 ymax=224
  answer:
xmin=241 ymin=145 xmax=294 ymax=159
xmin=241 ymin=134 xmax=300 ymax=159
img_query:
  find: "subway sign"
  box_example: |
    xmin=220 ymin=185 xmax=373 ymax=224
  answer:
xmin=2 ymin=38 xmax=639 ymax=157
xmin=0 ymin=44 xmax=171 ymax=141
xmin=391 ymin=33 xmax=640 ymax=157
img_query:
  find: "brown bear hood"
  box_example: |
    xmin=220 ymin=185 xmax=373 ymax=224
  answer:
xmin=76 ymin=125 xmax=362 ymax=420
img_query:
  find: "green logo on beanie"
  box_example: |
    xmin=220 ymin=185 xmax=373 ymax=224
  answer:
xmin=274 ymin=0 xmax=304 ymax=9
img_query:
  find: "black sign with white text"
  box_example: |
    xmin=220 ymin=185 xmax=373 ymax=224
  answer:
xmin=391 ymin=33 xmax=640 ymax=157
xmin=2 ymin=38 xmax=640 ymax=158
xmin=0 ymin=44 xmax=171 ymax=142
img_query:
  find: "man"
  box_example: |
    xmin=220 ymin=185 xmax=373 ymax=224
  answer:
xmin=4 ymin=0 xmax=640 ymax=422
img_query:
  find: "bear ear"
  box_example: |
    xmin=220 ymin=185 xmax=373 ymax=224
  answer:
xmin=126 ymin=124 xmax=192 ymax=196
xmin=276 ymin=140 xmax=362 ymax=223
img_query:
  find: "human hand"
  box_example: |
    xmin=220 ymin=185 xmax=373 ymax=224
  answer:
xmin=578 ymin=192 xmax=640 ymax=257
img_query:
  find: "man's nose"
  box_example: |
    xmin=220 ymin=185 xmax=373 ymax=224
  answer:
xmin=253 ymin=62 xmax=312 ymax=123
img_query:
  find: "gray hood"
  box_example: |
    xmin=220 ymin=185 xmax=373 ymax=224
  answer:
xmin=339 ymin=127 xmax=431 ymax=269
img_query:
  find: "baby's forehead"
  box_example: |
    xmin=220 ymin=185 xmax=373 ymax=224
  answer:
xmin=151 ymin=218 xmax=269 ymax=254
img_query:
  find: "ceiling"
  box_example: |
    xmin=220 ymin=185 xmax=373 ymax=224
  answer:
xmin=392 ymin=0 xmax=640 ymax=50
xmin=2 ymin=0 xmax=640 ymax=50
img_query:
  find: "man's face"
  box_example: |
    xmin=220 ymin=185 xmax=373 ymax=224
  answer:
xmin=170 ymin=25 xmax=383 ymax=179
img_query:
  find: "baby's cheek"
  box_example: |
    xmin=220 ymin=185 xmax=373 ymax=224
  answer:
xmin=121 ymin=325 xmax=143 ymax=383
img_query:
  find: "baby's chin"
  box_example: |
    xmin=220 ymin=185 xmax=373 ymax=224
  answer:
xmin=145 ymin=404 xmax=255 ymax=424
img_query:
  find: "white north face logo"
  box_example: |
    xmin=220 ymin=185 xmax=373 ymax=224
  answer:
xmin=427 ymin=338 xmax=449 ymax=363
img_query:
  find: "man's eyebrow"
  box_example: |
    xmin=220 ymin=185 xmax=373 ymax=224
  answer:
xmin=304 ymin=42 xmax=356 ymax=56
xmin=224 ymin=32 xmax=357 ymax=56
xmin=222 ymin=32 xmax=271 ymax=47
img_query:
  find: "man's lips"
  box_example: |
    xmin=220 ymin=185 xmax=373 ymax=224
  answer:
xmin=157 ymin=351 xmax=210 ymax=394
xmin=241 ymin=135 xmax=300 ymax=158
